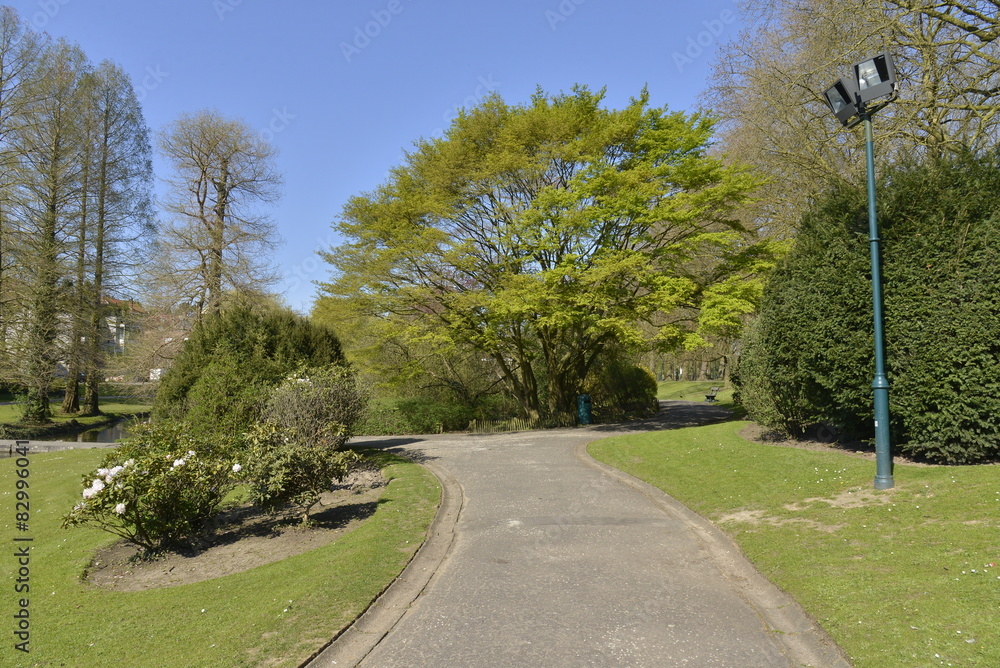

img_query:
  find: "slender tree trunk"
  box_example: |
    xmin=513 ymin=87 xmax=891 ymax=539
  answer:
xmin=82 ymin=108 xmax=111 ymax=417
xmin=62 ymin=153 xmax=90 ymax=414
xmin=207 ymin=157 xmax=228 ymax=314
xmin=23 ymin=197 xmax=59 ymax=423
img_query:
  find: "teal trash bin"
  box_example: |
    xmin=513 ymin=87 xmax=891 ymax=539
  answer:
xmin=577 ymin=394 xmax=592 ymax=425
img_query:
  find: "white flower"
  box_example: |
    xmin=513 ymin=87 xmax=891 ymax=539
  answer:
xmin=83 ymin=487 xmax=97 ymax=499
xmin=114 ymin=503 xmax=126 ymax=515
xmin=172 ymin=458 xmax=186 ymax=468
xmin=97 ymin=468 xmax=109 ymax=477
xmin=232 ymin=463 xmax=242 ymax=473
xmin=106 ymin=465 xmax=124 ymax=482
xmin=187 ymin=450 xmax=196 ymax=458
xmin=91 ymin=479 xmax=105 ymax=493
xmin=124 ymin=459 xmax=135 ymax=467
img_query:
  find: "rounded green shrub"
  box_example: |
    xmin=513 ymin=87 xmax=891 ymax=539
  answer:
xmin=237 ymin=422 xmax=361 ymax=522
xmin=260 ymin=365 xmax=367 ymax=447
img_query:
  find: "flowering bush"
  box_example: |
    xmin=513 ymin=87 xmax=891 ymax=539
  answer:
xmin=238 ymin=421 xmax=361 ymax=523
xmin=62 ymin=421 xmax=239 ymax=553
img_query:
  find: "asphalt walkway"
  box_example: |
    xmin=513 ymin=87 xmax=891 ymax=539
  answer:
xmin=308 ymin=402 xmax=850 ymax=667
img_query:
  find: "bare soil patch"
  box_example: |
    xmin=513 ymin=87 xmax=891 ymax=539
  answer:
xmin=716 ymin=509 xmax=844 ymax=533
xmin=86 ymin=466 xmax=387 ymax=592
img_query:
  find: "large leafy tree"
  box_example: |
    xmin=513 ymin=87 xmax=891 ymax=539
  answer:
xmin=320 ymin=87 xmax=764 ymax=421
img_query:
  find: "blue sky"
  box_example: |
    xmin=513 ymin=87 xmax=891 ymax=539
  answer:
xmin=7 ymin=0 xmax=743 ymax=313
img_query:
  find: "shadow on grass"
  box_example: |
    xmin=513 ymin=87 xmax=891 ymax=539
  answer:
xmin=588 ymin=400 xmax=735 ymax=434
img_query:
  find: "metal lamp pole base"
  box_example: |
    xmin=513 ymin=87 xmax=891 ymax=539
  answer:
xmin=863 ymin=113 xmax=894 ymax=490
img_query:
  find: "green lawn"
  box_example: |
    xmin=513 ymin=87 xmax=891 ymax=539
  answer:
xmin=656 ymin=380 xmax=732 ymax=403
xmin=1 ymin=447 xmax=439 ymax=667
xmin=589 ymin=421 xmax=1000 ymax=667
xmin=0 ymin=400 xmax=152 ymax=426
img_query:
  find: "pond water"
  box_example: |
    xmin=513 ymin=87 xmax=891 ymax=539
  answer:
xmin=75 ymin=419 xmax=135 ymax=443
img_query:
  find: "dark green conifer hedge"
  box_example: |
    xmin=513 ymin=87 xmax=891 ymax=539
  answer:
xmin=736 ymin=152 xmax=1000 ymax=463
xmin=153 ymin=306 xmax=347 ymax=435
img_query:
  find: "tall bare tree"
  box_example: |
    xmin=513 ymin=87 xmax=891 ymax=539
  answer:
xmin=13 ymin=40 xmax=88 ymax=422
xmin=64 ymin=61 xmax=153 ymax=415
xmin=704 ymin=0 xmax=1000 ymax=237
xmin=157 ymin=110 xmax=282 ymax=317
xmin=0 ymin=9 xmax=44 ymax=386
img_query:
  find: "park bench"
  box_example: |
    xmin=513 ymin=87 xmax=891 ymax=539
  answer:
xmin=705 ymin=386 xmax=721 ymax=402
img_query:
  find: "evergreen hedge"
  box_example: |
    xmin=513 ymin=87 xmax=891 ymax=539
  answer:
xmin=153 ymin=306 xmax=347 ymax=435
xmin=736 ymin=152 xmax=1000 ymax=463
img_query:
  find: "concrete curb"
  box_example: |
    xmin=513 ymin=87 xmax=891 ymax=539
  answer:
xmin=304 ymin=459 xmax=465 ymax=667
xmin=575 ymin=440 xmax=853 ymax=668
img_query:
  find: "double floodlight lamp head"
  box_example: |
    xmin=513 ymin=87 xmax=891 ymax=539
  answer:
xmin=824 ymin=52 xmax=898 ymax=127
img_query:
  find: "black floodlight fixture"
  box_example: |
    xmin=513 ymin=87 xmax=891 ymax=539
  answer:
xmin=824 ymin=76 xmax=861 ymax=127
xmin=854 ymin=52 xmax=897 ymax=105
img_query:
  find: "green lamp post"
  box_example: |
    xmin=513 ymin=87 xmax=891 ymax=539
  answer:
xmin=823 ymin=52 xmax=898 ymax=490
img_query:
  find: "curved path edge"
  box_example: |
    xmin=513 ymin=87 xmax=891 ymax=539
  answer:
xmin=575 ymin=438 xmax=853 ymax=668
xmin=303 ymin=459 xmax=464 ymax=668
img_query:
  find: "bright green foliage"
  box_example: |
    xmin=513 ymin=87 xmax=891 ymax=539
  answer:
xmin=738 ymin=152 xmax=1000 ymax=462
xmin=239 ymin=421 xmax=361 ymax=522
xmin=320 ymin=86 xmax=765 ymax=422
xmin=62 ymin=421 xmax=238 ymax=552
xmin=154 ymin=305 xmax=346 ymax=435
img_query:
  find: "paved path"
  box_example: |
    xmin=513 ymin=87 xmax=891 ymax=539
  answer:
xmin=308 ymin=402 xmax=850 ymax=667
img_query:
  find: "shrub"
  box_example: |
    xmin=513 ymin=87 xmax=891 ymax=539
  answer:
xmin=238 ymin=421 xmax=360 ymax=523
xmin=154 ymin=306 xmax=347 ymax=435
xmin=62 ymin=421 xmax=239 ymax=553
xmin=585 ymin=359 xmax=659 ymax=421
xmin=737 ymin=151 xmax=1000 ymax=463
xmin=237 ymin=367 xmax=366 ymax=521
xmin=260 ymin=365 xmax=367 ymax=447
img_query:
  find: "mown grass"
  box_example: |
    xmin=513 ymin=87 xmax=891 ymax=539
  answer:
xmin=1 ymin=446 xmax=439 ymax=667
xmin=589 ymin=421 xmax=1000 ymax=668
xmin=0 ymin=399 xmax=152 ymax=426
xmin=656 ymin=380 xmax=732 ymax=403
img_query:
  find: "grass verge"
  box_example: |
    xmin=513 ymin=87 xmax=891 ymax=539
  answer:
xmin=1 ymin=446 xmax=439 ymax=667
xmin=589 ymin=420 xmax=1000 ymax=667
